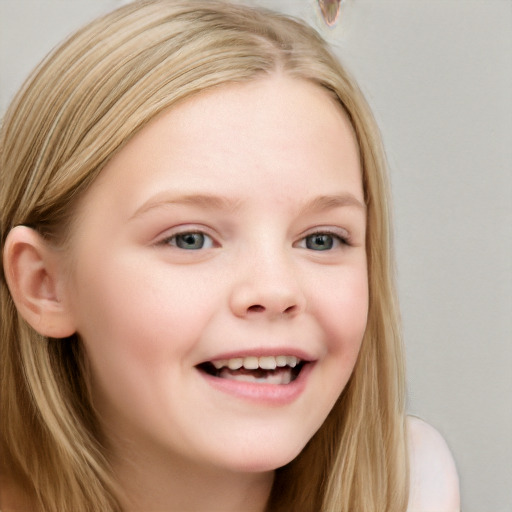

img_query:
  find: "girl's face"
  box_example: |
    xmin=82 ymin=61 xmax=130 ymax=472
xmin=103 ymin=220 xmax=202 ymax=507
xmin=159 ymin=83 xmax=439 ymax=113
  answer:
xmin=64 ymin=75 xmax=368 ymax=474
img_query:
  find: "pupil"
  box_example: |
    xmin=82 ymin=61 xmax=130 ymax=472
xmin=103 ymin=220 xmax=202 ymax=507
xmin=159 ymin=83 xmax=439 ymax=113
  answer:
xmin=307 ymin=234 xmax=333 ymax=251
xmin=176 ymin=233 xmax=204 ymax=249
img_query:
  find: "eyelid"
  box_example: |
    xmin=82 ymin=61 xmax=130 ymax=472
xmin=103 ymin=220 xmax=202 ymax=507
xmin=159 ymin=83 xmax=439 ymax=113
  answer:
xmin=296 ymin=227 xmax=352 ymax=246
xmin=155 ymin=225 xmax=220 ymax=248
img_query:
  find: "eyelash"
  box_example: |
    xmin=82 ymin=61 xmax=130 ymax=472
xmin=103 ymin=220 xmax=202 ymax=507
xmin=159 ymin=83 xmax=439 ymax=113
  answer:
xmin=158 ymin=228 xmax=351 ymax=251
xmin=297 ymin=230 xmax=351 ymax=251
xmin=159 ymin=231 xmax=215 ymax=250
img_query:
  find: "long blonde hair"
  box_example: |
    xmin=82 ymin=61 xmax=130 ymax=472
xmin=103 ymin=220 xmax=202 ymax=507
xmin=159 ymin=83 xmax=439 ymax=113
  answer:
xmin=0 ymin=1 xmax=408 ymax=510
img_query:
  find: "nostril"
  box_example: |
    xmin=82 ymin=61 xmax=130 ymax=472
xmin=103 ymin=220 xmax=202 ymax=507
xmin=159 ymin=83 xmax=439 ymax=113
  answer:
xmin=247 ymin=305 xmax=265 ymax=313
xmin=246 ymin=304 xmax=297 ymax=315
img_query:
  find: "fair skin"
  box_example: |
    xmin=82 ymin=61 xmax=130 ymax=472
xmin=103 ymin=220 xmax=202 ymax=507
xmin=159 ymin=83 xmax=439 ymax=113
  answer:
xmin=2 ymin=75 xmax=460 ymax=511
xmin=407 ymin=416 xmax=461 ymax=511
xmin=75 ymin=76 xmax=366 ymax=511
xmin=5 ymin=75 xmax=367 ymax=511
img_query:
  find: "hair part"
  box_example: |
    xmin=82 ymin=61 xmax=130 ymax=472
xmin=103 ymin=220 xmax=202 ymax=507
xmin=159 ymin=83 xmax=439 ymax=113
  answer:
xmin=0 ymin=1 xmax=408 ymax=510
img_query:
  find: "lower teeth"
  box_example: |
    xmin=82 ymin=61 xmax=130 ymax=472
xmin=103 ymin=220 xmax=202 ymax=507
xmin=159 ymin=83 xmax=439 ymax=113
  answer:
xmin=218 ymin=367 xmax=293 ymax=385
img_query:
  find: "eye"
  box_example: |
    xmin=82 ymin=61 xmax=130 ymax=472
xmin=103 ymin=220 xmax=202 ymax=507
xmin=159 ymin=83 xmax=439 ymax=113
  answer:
xmin=298 ymin=231 xmax=349 ymax=251
xmin=164 ymin=232 xmax=214 ymax=250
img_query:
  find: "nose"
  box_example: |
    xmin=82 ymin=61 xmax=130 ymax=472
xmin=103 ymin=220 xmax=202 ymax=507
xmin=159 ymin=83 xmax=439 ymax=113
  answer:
xmin=229 ymin=252 xmax=306 ymax=320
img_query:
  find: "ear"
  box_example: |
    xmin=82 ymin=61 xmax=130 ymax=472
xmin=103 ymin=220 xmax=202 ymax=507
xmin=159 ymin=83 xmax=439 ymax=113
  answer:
xmin=3 ymin=225 xmax=76 ymax=338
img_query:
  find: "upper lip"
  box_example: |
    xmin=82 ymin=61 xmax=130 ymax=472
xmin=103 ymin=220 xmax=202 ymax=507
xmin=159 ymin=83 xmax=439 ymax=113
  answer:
xmin=198 ymin=347 xmax=316 ymax=366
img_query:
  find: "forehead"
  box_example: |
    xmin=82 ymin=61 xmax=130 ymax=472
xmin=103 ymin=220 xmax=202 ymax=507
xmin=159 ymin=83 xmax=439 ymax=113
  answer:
xmin=165 ymin=75 xmax=355 ymax=151
xmin=119 ymin=76 xmax=355 ymax=169
xmin=74 ymin=75 xmax=363 ymax=224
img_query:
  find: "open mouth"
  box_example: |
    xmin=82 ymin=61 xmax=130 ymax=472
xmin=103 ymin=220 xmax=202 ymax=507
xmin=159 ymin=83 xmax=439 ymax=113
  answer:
xmin=197 ymin=355 xmax=307 ymax=385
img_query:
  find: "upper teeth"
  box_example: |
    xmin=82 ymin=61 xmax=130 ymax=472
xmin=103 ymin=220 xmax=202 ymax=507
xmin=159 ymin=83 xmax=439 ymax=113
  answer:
xmin=212 ymin=355 xmax=300 ymax=371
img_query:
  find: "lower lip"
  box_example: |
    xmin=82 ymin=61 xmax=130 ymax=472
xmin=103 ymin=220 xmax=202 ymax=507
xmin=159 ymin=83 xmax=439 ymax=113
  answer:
xmin=198 ymin=363 xmax=314 ymax=406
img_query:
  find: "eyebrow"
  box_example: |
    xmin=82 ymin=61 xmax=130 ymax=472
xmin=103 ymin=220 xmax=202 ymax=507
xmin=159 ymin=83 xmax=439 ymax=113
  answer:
xmin=131 ymin=194 xmax=242 ymax=220
xmin=298 ymin=193 xmax=366 ymax=214
xmin=131 ymin=192 xmax=366 ymax=220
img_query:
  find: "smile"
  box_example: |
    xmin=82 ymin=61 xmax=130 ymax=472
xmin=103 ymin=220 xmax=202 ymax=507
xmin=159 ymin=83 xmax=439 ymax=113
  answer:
xmin=198 ymin=355 xmax=306 ymax=385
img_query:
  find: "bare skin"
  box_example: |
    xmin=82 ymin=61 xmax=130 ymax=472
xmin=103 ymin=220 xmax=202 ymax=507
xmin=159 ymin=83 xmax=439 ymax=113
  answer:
xmin=1 ymin=77 xmax=459 ymax=511
xmin=111 ymin=440 xmax=272 ymax=511
xmin=1 ymin=419 xmax=461 ymax=511
xmin=0 ymin=466 xmax=37 ymax=511
xmin=407 ymin=417 xmax=460 ymax=511
xmin=2 ymin=75 xmax=367 ymax=511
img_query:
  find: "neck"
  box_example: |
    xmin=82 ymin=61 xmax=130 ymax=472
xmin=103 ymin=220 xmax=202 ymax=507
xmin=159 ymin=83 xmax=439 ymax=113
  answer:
xmin=110 ymin=442 xmax=274 ymax=512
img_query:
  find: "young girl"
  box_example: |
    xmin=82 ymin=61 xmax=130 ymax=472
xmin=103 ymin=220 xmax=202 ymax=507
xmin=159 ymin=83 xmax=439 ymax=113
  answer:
xmin=0 ymin=1 xmax=459 ymax=511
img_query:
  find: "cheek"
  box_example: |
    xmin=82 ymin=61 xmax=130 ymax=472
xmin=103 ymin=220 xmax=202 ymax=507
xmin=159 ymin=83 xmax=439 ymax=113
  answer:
xmin=69 ymin=270 xmax=173 ymax=411
xmin=72 ymin=262 xmax=204 ymax=418
xmin=73 ymin=256 xmax=205 ymax=352
xmin=312 ymin=266 xmax=369 ymax=357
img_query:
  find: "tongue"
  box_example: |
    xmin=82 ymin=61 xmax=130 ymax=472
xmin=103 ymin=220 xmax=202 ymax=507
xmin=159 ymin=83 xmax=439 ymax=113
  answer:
xmin=218 ymin=367 xmax=292 ymax=385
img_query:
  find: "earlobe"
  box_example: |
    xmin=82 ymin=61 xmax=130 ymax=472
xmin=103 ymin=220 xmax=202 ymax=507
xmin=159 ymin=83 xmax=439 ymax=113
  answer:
xmin=3 ymin=225 xmax=76 ymax=338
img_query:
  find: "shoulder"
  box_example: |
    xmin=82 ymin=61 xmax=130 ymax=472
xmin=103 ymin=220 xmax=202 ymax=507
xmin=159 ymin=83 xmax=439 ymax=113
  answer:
xmin=0 ymin=469 xmax=37 ymax=512
xmin=406 ymin=416 xmax=460 ymax=512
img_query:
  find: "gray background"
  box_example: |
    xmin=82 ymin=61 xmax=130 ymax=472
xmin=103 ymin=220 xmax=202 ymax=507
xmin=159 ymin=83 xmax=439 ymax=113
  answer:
xmin=1 ymin=1 xmax=511 ymax=511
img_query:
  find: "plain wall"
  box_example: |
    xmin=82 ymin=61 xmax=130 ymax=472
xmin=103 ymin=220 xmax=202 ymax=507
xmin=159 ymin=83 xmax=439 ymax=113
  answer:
xmin=1 ymin=1 xmax=511 ymax=511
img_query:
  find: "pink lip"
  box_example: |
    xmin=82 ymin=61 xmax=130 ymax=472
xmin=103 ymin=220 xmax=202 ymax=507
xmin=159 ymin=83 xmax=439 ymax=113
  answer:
xmin=197 ymin=361 xmax=315 ymax=406
xmin=201 ymin=347 xmax=315 ymax=364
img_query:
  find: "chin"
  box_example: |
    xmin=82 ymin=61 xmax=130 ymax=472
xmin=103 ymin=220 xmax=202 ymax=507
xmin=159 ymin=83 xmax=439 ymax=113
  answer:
xmin=218 ymin=441 xmax=307 ymax=474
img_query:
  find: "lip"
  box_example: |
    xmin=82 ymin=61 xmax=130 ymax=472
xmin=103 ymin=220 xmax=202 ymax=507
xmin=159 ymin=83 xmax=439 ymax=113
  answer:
xmin=197 ymin=360 xmax=315 ymax=406
xmin=200 ymin=347 xmax=316 ymax=364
